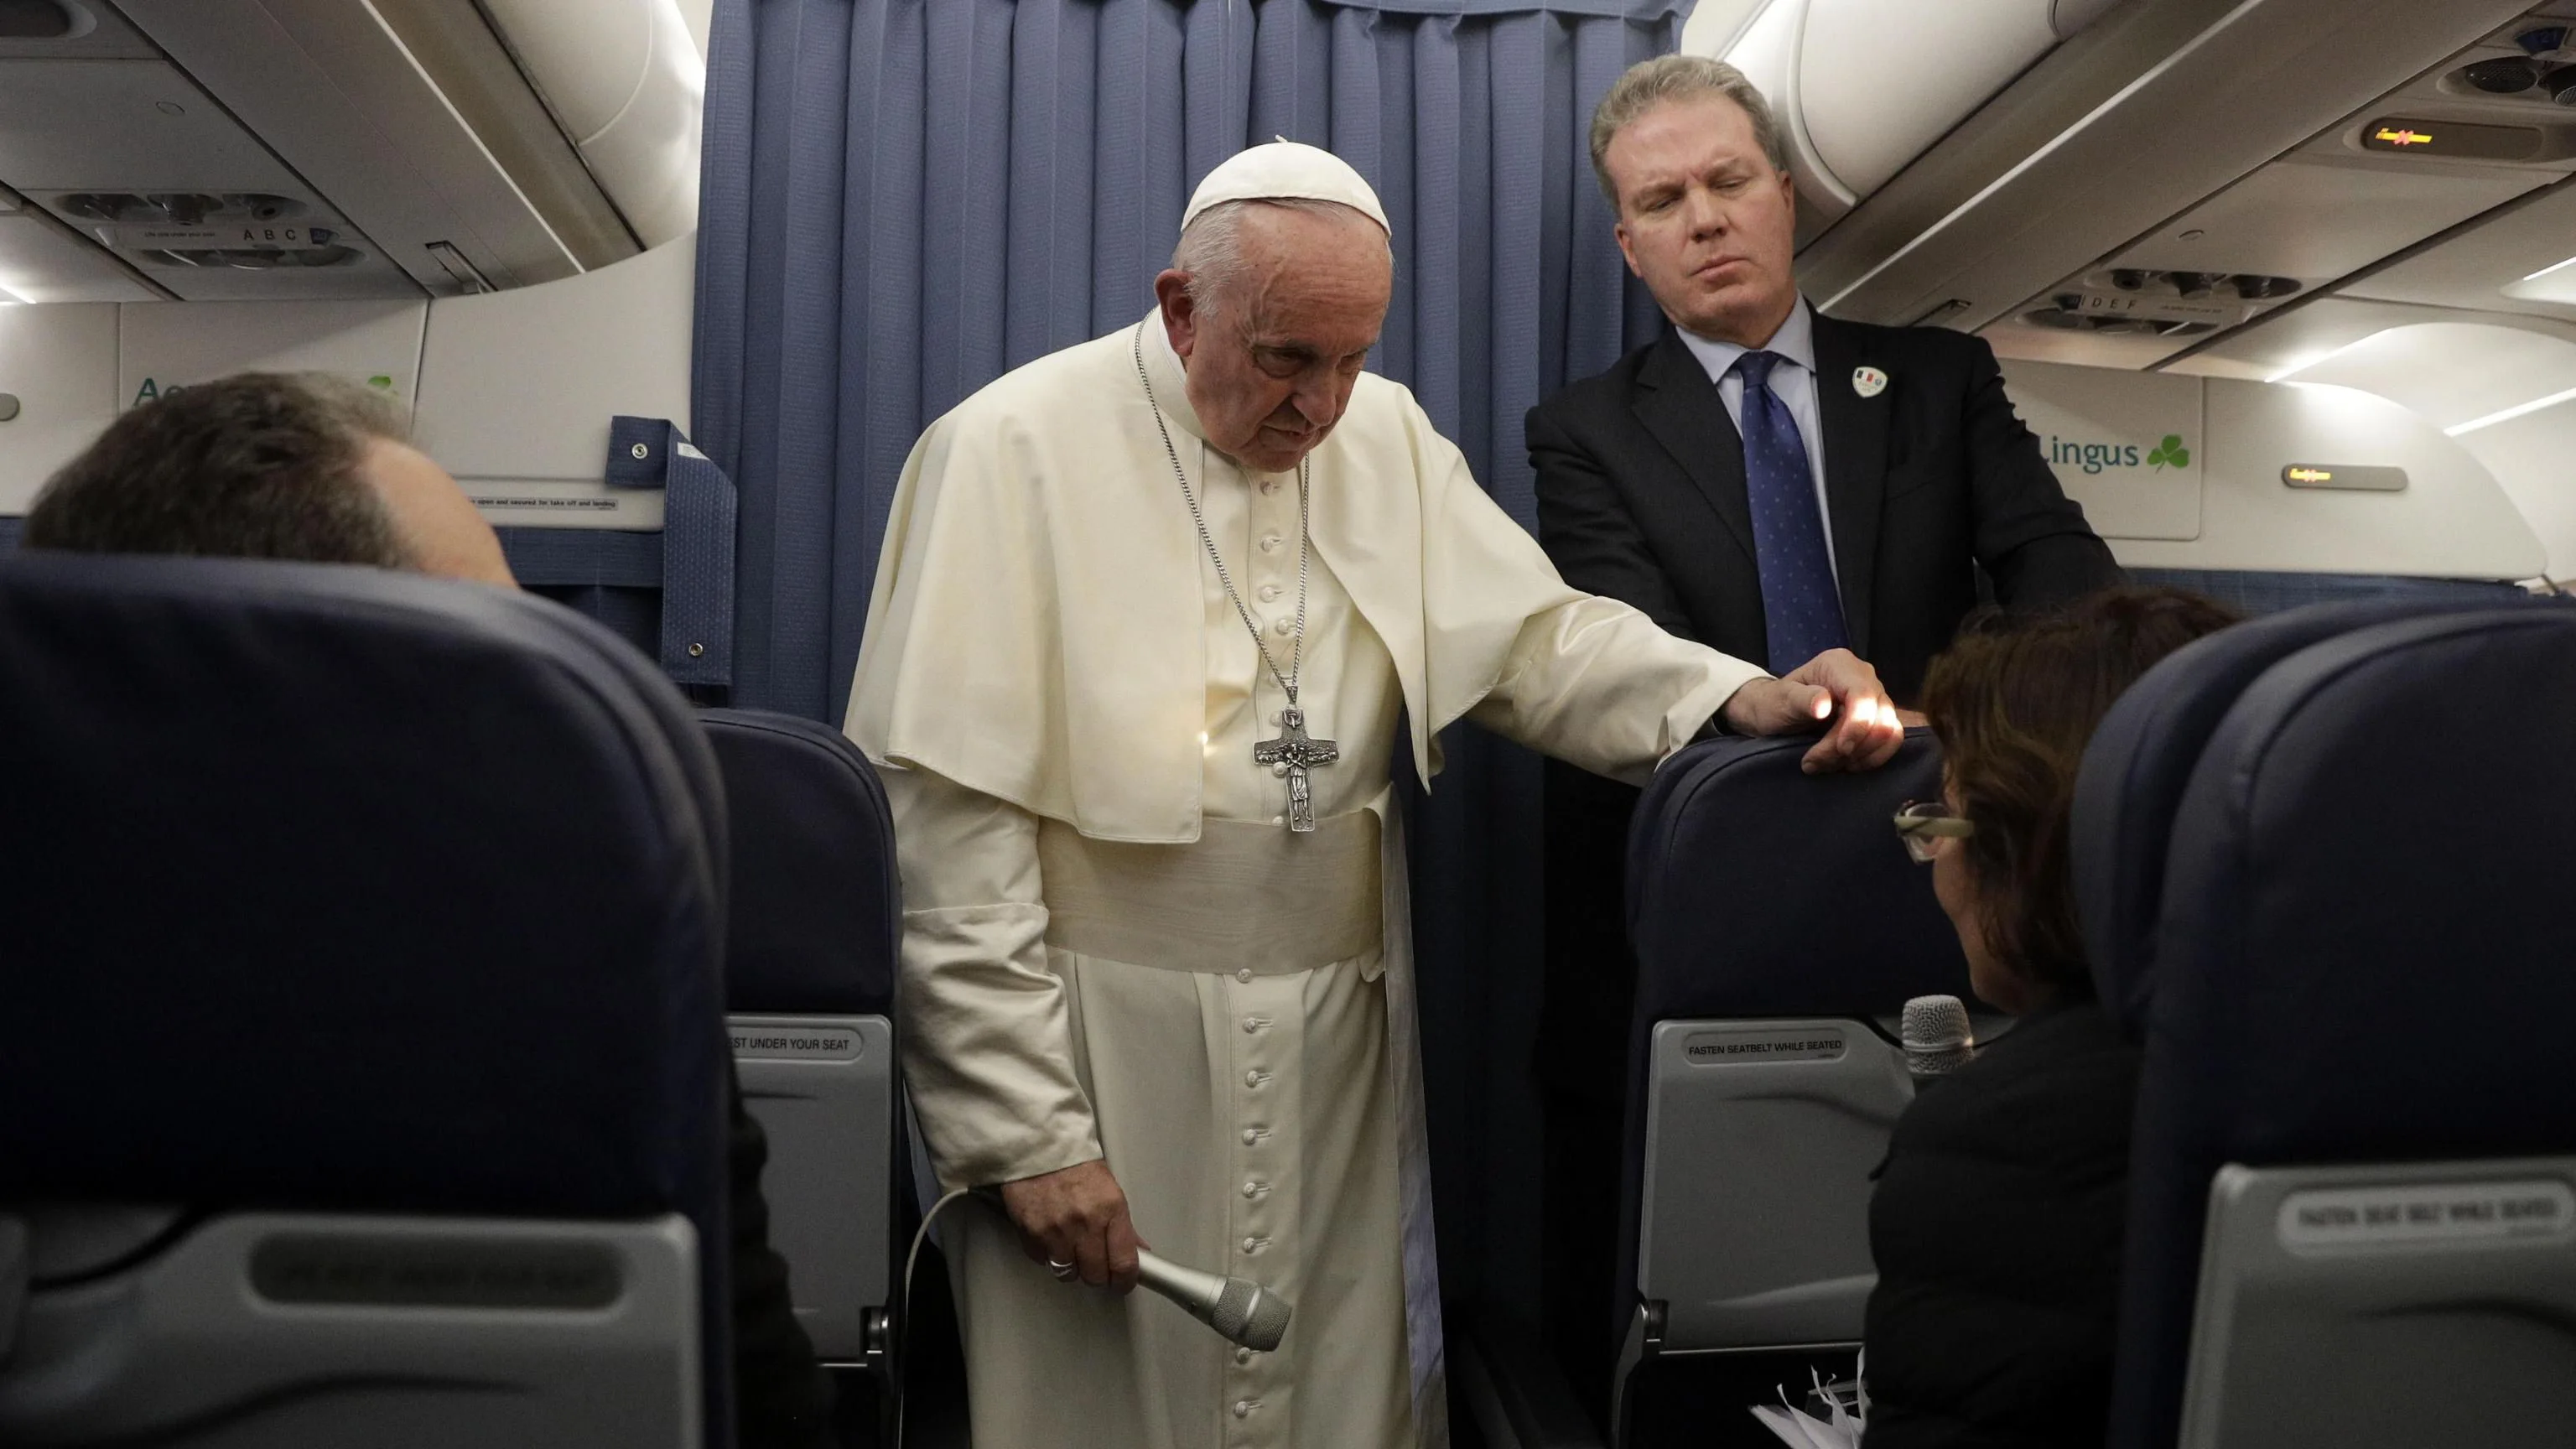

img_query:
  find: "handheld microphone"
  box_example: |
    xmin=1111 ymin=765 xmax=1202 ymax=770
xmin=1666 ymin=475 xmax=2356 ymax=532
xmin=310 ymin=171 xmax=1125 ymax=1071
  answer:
xmin=1900 ymin=994 xmax=1976 ymax=1084
xmin=968 ymin=1187 xmax=1293 ymax=1350
xmin=1136 ymin=1248 xmax=1293 ymax=1352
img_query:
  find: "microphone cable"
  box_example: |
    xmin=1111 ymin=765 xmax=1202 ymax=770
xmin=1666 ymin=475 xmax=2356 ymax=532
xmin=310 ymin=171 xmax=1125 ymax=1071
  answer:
xmin=891 ymin=1185 xmax=973 ymax=1449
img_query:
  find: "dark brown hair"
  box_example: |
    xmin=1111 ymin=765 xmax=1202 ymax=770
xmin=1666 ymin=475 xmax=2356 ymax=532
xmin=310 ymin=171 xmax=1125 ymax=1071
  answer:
xmin=1921 ymin=586 xmax=2242 ymax=991
xmin=24 ymin=372 xmax=410 ymax=568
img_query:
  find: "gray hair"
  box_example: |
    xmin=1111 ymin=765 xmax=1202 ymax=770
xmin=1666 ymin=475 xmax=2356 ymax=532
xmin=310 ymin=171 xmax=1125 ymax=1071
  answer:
xmin=1171 ymin=198 xmax=1389 ymax=309
xmin=1588 ymin=55 xmax=1789 ymax=210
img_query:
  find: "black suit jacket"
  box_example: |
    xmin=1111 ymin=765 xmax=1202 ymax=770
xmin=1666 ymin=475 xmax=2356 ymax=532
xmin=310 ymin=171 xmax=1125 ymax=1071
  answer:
xmin=1529 ymin=313 xmax=2119 ymax=702
xmin=1524 ymin=315 xmax=2119 ymax=1106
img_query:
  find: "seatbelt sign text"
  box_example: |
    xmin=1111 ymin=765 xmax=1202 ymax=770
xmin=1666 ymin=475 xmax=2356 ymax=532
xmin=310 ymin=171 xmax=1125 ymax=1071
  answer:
xmin=1680 ymin=1026 xmax=1847 ymax=1066
xmin=2277 ymin=1179 xmax=2575 ymax=1253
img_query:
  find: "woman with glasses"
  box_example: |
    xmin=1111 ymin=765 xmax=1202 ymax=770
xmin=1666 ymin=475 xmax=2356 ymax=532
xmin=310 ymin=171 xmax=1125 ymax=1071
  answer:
xmin=1863 ymin=586 xmax=2238 ymax=1449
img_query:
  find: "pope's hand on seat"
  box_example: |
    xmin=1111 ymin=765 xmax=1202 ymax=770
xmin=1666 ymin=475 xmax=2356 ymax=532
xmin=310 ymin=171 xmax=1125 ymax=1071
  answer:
xmin=1716 ymin=647 xmax=1906 ymax=774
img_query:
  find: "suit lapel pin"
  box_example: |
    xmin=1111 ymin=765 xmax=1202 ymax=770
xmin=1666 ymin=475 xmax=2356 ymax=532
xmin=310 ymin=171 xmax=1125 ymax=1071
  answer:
xmin=1852 ymin=366 xmax=1888 ymax=399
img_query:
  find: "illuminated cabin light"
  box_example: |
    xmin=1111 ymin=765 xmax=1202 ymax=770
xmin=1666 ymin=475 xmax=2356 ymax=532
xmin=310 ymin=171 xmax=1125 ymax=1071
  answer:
xmin=2522 ymin=252 xmax=2576 ymax=285
xmin=2447 ymin=384 xmax=2576 ymax=436
xmin=2264 ymin=332 xmax=2384 ymax=384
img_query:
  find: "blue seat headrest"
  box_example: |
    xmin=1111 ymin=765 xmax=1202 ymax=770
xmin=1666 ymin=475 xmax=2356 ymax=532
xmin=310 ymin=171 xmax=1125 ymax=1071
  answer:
xmin=700 ymin=709 xmax=899 ymax=1015
xmin=0 ymin=553 xmax=730 ymax=1231
xmin=1627 ymin=731 xmax=1967 ymax=1024
xmin=2071 ymin=597 xmax=2516 ymax=1037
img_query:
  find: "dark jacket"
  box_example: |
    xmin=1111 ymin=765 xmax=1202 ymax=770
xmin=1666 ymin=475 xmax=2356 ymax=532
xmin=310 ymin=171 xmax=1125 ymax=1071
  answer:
xmin=1529 ymin=313 xmax=2127 ymax=1406
xmin=1862 ymin=998 xmax=2140 ymax=1449
xmin=1529 ymin=314 xmax=2121 ymax=703
xmin=1525 ymin=314 xmax=2123 ymax=1096
xmin=730 ymin=1070 xmax=841 ymax=1449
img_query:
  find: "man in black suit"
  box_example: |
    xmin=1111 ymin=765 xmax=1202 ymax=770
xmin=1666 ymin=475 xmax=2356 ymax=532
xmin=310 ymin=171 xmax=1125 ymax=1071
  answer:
xmin=1524 ymin=55 xmax=2121 ymax=1416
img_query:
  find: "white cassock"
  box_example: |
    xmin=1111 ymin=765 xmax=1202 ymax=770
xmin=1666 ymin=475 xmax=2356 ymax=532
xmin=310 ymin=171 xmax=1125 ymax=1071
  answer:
xmin=847 ymin=301 xmax=1765 ymax=1447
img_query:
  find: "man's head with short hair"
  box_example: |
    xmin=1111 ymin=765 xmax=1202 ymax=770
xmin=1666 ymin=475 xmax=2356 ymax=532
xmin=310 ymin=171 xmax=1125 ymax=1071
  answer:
xmin=1156 ymin=196 xmax=1394 ymax=475
xmin=24 ymin=372 xmax=515 ymax=586
xmin=1590 ymin=55 xmax=1800 ymax=349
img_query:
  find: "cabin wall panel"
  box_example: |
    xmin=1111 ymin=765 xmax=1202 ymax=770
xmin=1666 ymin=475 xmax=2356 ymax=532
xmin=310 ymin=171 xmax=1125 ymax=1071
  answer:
xmin=0 ymin=302 xmax=118 ymax=514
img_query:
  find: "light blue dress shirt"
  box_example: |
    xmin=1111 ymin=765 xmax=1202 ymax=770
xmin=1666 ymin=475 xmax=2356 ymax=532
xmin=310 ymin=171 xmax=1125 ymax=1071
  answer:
xmin=1675 ymin=298 xmax=1839 ymax=584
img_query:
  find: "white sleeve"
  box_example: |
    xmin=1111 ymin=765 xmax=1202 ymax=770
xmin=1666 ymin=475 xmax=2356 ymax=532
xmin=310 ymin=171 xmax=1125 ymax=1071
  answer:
xmin=885 ymin=765 xmax=1103 ymax=1188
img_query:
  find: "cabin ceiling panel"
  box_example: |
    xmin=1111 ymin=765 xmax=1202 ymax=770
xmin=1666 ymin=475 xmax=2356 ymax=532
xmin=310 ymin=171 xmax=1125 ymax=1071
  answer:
xmin=1981 ymin=313 xmax=2203 ymax=371
xmin=0 ymin=60 xmax=299 ymax=191
xmin=2167 ymin=297 xmax=2576 ymax=381
xmin=2110 ymin=160 xmax=2540 ymax=283
xmin=1802 ymin=0 xmax=2528 ymax=330
xmin=2340 ymin=178 xmax=2576 ymax=322
xmin=2278 ymin=321 xmax=2576 ymax=433
xmin=112 ymin=0 xmax=592 ymax=295
xmin=0 ymin=189 xmax=153 ymax=301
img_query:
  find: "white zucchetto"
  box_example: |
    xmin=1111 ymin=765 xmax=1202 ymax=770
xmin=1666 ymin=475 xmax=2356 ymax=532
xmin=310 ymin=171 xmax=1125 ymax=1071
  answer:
xmin=1182 ymin=138 xmax=1390 ymax=235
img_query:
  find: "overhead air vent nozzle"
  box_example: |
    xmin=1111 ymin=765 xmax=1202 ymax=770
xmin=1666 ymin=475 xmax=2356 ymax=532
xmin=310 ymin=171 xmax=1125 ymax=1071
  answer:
xmin=2023 ymin=308 xmax=2216 ymax=338
xmin=0 ymin=0 xmax=73 ymax=39
xmin=2463 ymin=56 xmax=2542 ymax=94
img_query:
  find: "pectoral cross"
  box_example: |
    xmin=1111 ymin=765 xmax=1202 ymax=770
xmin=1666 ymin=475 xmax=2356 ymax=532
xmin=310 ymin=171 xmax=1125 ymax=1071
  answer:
xmin=1254 ymin=705 xmax=1339 ymax=834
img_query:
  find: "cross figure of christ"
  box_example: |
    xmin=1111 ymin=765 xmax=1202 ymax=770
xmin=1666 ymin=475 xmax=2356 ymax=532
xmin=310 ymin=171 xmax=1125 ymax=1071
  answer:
xmin=1254 ymin=705 xmax=1339 ymax=834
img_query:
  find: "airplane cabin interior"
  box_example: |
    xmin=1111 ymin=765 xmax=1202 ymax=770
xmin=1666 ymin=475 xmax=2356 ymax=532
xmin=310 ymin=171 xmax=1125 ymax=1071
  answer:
xmin=0 ymin=1 xmax=2570 ymax=1447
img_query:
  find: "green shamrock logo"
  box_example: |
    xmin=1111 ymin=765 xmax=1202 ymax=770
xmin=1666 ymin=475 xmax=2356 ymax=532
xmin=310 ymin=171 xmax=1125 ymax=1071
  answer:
xmin=2148 ymin=434 xmax=2190 ymax=471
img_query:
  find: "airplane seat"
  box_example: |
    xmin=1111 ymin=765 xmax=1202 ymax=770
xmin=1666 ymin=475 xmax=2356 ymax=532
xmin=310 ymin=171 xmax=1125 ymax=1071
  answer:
xmin=1605 ymin=730 xmax=1971 ymax=1445
xmin=2123 ymin=568 xmax=2541 ymax=620
xmin=2069 ymin=596 xmax=2512 ymax=1039
xmin=697 ymin=709 xmax=902 ymax=1381
xmin=0 ymin=553 xmax=736 ymax=1449
xmin=2093 ymin=604 xmax=2576 ymax=1449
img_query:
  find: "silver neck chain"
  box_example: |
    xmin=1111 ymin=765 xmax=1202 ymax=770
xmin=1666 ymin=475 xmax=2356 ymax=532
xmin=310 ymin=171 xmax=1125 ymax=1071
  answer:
xmin=1133 ymin=323 xmax=1313 ymax=707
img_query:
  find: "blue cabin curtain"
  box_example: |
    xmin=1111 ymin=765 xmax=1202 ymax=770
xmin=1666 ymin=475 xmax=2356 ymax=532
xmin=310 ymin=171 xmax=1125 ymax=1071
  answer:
xmin=693 ymin=0 xmax=1681 ymax=1311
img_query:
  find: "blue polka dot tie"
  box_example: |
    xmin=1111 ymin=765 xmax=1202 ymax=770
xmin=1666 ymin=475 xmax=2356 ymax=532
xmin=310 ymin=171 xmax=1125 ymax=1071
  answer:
xmin=1732 ymin=350 xmax=1849 ymax=671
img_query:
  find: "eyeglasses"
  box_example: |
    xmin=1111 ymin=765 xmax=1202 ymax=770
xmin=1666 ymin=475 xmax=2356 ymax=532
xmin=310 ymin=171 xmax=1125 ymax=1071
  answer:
xmin=1893 ymin=800 xmax=1975 ymax=865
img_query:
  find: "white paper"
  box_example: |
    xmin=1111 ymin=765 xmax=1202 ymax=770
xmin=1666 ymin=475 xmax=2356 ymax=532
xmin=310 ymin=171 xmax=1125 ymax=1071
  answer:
xmin=1748 ymin=1403 xmax=1859 ymax=1449
xmin=1747 ymin=1365 xmax=1865 ymax=1449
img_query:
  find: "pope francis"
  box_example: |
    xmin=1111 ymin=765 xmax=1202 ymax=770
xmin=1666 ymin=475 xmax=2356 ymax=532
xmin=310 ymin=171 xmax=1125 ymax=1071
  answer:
xmin=844 ymin=142 xmax=1901 ymax=1449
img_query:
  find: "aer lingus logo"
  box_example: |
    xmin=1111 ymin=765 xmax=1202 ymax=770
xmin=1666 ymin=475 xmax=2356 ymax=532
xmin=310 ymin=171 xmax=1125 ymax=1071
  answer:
xmin=2147 ymin=434 xmax=2191 ymax=471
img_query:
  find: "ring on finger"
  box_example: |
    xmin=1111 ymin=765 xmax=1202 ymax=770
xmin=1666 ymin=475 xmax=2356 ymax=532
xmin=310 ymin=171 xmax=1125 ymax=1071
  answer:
xmin=1047 ymin=1257 xmax=1077 ymax=1281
